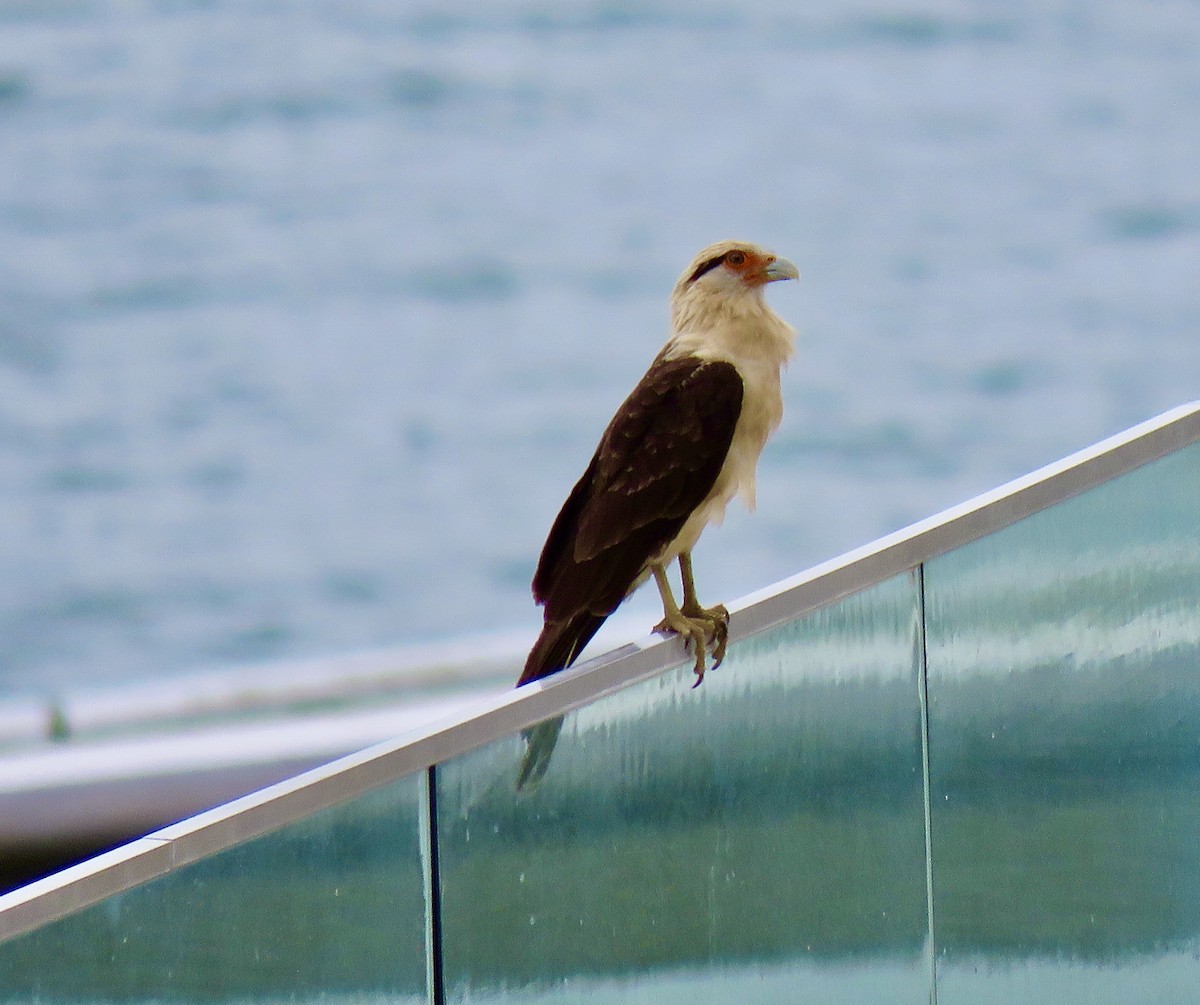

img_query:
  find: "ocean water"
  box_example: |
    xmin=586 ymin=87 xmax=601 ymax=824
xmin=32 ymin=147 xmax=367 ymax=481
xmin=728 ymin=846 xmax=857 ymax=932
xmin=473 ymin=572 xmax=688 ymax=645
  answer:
xmin=0 ymin=0 xmax=1197 ymax=699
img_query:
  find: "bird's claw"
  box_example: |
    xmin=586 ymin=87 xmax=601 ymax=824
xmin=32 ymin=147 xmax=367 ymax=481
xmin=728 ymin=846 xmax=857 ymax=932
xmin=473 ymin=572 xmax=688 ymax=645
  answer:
xmin=654 ymin=603 xmax=730 ymax=686
xmin=705 ymin=604 xmax=729 ymax=669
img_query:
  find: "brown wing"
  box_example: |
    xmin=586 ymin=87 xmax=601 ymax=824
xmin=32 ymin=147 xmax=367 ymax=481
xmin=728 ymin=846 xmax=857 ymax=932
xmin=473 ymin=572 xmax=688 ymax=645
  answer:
xmin=531 ymin=354 xmax=744 ymax=628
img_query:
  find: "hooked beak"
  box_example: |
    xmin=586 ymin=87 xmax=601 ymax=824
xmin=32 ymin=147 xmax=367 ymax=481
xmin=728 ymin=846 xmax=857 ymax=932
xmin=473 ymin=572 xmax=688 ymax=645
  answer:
xmin=762 ymin=256 xmax=800 ymax=283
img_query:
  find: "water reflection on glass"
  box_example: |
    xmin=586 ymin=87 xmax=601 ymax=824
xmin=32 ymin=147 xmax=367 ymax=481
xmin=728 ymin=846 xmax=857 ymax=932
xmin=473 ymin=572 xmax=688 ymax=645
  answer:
xmin=925 ymin=443 xmax=1200 ymax=1004
xmin=436 ymin=574 xmax=930 ymax=1003
xmin=0 ymin=775 xmax=428 ymax=1004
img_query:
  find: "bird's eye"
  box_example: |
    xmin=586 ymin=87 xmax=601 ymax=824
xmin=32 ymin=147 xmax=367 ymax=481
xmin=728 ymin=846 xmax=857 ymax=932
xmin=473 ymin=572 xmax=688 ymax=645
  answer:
xmin=725 ymin=250 xmax=746 ymax=267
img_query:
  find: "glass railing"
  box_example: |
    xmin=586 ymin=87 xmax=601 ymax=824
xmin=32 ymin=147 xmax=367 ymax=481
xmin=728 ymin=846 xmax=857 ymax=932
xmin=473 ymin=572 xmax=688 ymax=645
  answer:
xmin=2 ymin=401 xmax=1199 ymax=1004
xmin=924 ymin=437 xmax=1200 ymax=1003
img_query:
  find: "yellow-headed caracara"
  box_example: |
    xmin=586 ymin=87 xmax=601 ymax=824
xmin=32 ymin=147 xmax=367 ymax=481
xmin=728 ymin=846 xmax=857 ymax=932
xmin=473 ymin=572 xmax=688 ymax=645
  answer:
xmin=517 ymin=240 xmax=798 ymax=787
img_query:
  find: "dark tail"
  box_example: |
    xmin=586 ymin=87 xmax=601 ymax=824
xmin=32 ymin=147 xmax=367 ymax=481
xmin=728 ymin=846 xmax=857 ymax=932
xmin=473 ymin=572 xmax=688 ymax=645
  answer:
xmin=515 ymin=612 xmax=607 ymax=790
xmin=518 ymin=612 xmax=607 ymax=686
xmin=516 ymin=716 xmax=564 ymax=790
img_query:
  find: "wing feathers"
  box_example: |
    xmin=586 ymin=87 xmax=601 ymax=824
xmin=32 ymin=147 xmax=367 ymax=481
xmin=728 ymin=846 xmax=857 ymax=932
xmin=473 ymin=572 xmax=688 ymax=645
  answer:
xmin=530 ymin=355 xmax=743 ymax=640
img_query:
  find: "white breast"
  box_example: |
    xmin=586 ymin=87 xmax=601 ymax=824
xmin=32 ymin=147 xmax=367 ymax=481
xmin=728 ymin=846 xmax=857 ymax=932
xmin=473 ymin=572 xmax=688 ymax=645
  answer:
xmin=657 ymin=307 xmax=794 ymax=563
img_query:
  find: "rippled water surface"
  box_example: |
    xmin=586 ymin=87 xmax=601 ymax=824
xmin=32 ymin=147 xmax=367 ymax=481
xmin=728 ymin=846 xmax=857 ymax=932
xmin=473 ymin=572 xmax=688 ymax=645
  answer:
xmin=0 ymin=0 xmax=1197 ymax=696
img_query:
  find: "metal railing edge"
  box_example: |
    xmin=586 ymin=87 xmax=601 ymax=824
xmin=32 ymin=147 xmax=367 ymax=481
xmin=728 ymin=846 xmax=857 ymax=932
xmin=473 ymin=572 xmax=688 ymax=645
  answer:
xmin=2 ymin=399 xmax=1199 ymax=943
xmin=730 ymin=399 xmax=1200 ymax=637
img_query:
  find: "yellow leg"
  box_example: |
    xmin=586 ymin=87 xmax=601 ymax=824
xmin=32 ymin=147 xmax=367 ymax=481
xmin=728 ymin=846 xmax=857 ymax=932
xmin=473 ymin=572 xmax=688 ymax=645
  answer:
xmin=651 ymin=555 xmax=729 ymax=685
xmin=678 ymin=552 xmax=729 ymax=670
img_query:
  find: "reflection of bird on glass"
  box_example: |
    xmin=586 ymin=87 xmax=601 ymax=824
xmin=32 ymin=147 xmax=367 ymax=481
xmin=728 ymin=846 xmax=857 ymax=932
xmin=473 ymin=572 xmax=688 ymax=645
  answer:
xmin=516 ymin=240 xmax=799 ymax=788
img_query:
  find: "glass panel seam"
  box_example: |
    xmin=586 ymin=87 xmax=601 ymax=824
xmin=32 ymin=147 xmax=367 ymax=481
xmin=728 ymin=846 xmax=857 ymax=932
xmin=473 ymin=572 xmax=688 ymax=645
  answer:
xmin=916 ymin=563 xmax=938 ymax=1005
xmin=422 ymin=765 xmax=446 ymax=1005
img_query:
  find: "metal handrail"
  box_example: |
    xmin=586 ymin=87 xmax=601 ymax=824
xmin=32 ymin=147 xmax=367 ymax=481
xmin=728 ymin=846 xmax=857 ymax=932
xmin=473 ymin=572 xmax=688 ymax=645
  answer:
xmin=3 ymin=400 xmax=1199 ymax=943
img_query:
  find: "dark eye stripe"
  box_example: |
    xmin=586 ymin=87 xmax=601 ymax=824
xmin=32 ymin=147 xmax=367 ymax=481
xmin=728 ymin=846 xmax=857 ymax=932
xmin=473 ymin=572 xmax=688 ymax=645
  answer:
xmin=686 ymin=252 xmax=729 ymax=284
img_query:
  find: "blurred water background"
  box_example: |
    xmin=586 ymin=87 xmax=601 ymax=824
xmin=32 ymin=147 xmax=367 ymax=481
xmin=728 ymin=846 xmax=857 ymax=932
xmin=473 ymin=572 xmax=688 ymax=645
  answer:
xmin=0 ymin=0 xmax=1196 ymax=700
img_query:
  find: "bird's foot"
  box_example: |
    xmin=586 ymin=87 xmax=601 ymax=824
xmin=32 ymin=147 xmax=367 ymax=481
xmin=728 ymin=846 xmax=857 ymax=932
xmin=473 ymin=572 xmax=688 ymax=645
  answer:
xmin=654 ymin=603 xmax=730 ymax=686
xmin=686 ymin=602 xmax=729 ymax=671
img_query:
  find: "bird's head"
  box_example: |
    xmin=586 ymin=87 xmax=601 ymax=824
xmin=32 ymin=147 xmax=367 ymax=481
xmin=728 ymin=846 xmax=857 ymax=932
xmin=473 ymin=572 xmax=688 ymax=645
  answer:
xmin=670 ymin=240 xmax=799 ymax=330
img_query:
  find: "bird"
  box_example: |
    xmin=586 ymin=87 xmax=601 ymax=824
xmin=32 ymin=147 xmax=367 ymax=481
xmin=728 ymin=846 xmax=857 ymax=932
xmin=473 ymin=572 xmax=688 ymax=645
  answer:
xmin=515 ymin=239 xmax=798 ymax=787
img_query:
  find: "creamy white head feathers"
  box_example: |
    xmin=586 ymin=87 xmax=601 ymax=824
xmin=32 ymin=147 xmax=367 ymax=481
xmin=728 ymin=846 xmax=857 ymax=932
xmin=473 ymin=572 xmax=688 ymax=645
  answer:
xmin=670 ymin=240 xmax=798 ymax=333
